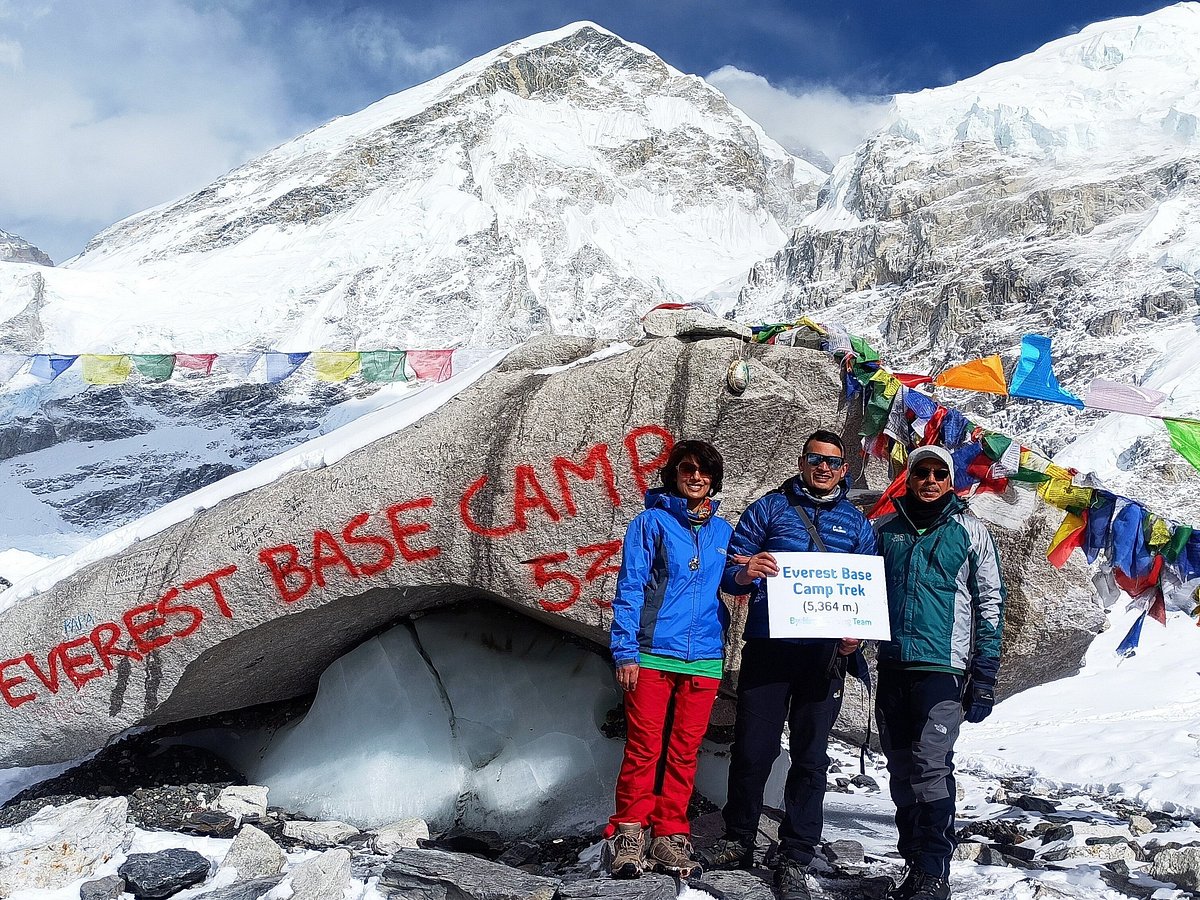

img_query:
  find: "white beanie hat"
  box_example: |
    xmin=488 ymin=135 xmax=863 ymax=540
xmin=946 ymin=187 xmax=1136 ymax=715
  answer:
xmin=907 ymin=445 xmax=955 ymax=485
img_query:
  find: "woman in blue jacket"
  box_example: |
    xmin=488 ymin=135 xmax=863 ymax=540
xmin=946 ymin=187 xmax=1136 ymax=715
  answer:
xmin=606 ymin=439 xmax=733 ymax=879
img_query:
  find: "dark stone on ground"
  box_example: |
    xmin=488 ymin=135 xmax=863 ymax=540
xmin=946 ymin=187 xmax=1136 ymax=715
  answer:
xmin=80 ymin=874 xmax=125 ymax=900
xmin=497 ymin=841 xmax=543 ymax=868
xmin=422 ymin=828 xmax=507 ymax=858
xmin=128 ymin=785 xmax=238 ymax=836
xmin=957 ymin=820 xmax=1029 ymax=846
xmin=1011 ymin=795 xmax=1058 ymax=815
xmin=557 ymin=874 xmax=676 ymax=900
xmin=1038 ymin=844 xmax=1071 ymax=862
xmin=379 ymin=848 xmax=560 ymax=900
xmin=118 ymin=848 xmax=211 ymax=899
xmin=1003 ymin=843 xmax=1038 ymax=861
xmin=850 ymin=774 xmax=879 ymax=791
xmin=691 ymin=870 xmax=774 ymax=900
xmin=194 ymin=876 xmax=284 ymax=900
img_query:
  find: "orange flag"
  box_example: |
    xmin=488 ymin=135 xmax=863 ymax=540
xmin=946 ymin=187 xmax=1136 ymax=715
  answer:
xmin=934 ymin=355 xmax=1008 ymax=395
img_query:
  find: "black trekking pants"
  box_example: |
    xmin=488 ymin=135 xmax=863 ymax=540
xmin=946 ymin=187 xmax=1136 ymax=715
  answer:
xmin=876 ymin=667 xmax=964 ymax=879
xmin=722 ymin=639 xmax=844 ymax=864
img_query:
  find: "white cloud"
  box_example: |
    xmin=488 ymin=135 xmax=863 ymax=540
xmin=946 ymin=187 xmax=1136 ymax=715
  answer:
xmin=706 ymin=65 xmax=892 ymax=169
xmin=0 ymin=1 xmax=456 ymax=262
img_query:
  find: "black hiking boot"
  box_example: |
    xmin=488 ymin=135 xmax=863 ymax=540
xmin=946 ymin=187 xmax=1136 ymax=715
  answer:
xmin=773 ymin=859 xmax=812 ymax=900
xmin=908 ymin=870 xmax=951 ymax=900
xmin=698 ymin=836 xmax=754 ymax=870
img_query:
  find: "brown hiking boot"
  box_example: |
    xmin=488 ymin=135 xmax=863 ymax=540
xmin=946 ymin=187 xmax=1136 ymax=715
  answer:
xmin=648 ymin=834 xmax=699 ymax=877
xmin=609 ymin=822 xmax=648 ymax=879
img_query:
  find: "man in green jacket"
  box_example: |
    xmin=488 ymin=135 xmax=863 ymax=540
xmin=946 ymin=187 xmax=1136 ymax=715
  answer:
xmin=874 ymin=445 xmax=1006 ymax=900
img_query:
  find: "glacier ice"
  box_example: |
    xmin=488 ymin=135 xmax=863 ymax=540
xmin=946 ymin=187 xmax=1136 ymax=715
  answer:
xmin=236 ymin=605 xmax=623 ymax=838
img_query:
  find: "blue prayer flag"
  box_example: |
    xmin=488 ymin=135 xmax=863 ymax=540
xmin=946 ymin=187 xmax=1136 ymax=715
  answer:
xmin=30 ymin=354 xmax=78 ymax=382
xmin=1115 ymin=611 xmax=1146 ymax=658
xmin=1009 ymin=335 xmax=1084 ymax=409
xmin=265 ymin=352 xmax=309 ymax=383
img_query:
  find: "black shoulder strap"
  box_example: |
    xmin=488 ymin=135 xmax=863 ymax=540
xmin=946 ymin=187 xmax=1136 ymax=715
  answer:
xmin=782 ymin=490 xmax=828 ymax=553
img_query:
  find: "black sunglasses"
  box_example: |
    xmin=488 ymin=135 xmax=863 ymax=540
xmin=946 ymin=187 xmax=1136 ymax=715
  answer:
xmin=677 ymin=462 xmax=712 ymax=477
xmin=804 ymin=452 xmax=845 ymax=469
xmin=911 ymin=466 xmax=951 ymax=481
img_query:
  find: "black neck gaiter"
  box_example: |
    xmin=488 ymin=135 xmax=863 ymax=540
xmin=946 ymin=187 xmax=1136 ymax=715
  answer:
xmin=898 ymin=490 xmax=954 ymax=531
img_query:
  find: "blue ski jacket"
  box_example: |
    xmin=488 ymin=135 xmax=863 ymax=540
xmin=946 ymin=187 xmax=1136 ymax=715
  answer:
xmin=722 ymin=478 xmax=878 ymax=640
xmin=610 ymin=488 xmax=734 ymax=667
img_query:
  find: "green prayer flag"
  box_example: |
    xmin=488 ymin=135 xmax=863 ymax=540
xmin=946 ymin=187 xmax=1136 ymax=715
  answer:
xmin=1166 ymin=525 xmax=1194 ymax=563
xmin=860 ymin=381 xmax=894 ymax=437
xmin=131 ymin=354 xmax=176 ymax=381
xmin=1165 ymin=418 xmax=1200 ymax=473
xmin=849 ymin=334 xmax=880 ymax=363
xmin=981 ymin=432 xmax=1013 ymax=462
xmin=360 ymin=350 xmax=409 ymax=383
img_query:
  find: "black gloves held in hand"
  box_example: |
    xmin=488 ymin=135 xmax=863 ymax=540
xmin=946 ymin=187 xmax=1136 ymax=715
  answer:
xmin=963 ymin=680 xmax=995 ymax=723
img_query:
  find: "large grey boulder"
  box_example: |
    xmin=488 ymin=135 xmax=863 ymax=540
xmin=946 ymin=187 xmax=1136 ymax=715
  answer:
xmin=0 ymin=797 xmax=132 ymax=894
xmin=0 ymin=332 xmax=1102 ymax=766
xmin=220 ymin=823 xmax=285 ymax=881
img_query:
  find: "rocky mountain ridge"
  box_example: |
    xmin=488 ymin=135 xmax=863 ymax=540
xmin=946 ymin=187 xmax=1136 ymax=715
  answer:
xmin=731 ymin=2 xmax=1200 ymax=519
xmin=0 ymin=228 xmax=52 ymax=267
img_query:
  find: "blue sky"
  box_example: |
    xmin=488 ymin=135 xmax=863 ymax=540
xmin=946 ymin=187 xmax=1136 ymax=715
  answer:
xmin=0 ymin=0 xmax=1176 ymax=262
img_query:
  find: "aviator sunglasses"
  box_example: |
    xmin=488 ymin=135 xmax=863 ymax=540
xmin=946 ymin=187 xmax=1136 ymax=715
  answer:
xmin=677 ymin=462 xmax=712 ymax=478
xmin=804 ymin=452 xmax=845 ymax=469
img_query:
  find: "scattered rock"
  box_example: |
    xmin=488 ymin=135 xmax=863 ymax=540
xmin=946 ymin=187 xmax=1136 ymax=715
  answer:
xmin=496 ymin=840 xmax=543 ymax=869
xmin=282 ymin=819 xmax=359 ymax=847
xmin=80 ymin=874 xmax=125 ymax=900
xmin=1128 ymin=815 xmax=1155 ymax=836
xmin=216 ymin=785 xmax=269 ymax=822
xmin=118 ymin=848 xmax=212 ymax=899
xmin=1074 ymin=840 xmax=1141 ymax=863
xmin=195 ymin=876 xmax=285 ymax=900
xmin=221 ymin=824 xmax=285 ymax=880
xmin=1011 ymin=796 xmax=1058 ymax=815
xmin=557 ymin=874 xmax=676 ymax=900
xmin=371 ymin=818 xmax=430 ymax=855
xmin=379 ymin=848 xmax=560 ymax=900
xmin=1149 ymin=846 xmax=1200 ymax=892
xmin=128 ymin=784 xmax=237 ymax=836
xmin=1041 ymin=821 xmax=1131 ymax=844
xmin=953 ymin=841 xmax=984 ymax=863
xmin=691 ymin=871 xmax=776 ymax=900
xmin=289 ymin=847 xmax=351 ymax=900
xmin=850 ymin=774 xmax=879 ymax=791
xmin=0 ymin=797 xmax=133 ymax=894
xmin=824 ymin=839 xmax=866 ymax=867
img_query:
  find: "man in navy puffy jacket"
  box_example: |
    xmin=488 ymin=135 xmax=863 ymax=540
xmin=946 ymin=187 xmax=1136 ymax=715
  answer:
xmin=702 ymin=430 xmax=877 ymax=900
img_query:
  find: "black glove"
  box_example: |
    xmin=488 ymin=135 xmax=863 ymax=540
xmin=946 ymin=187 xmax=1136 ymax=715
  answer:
xmin=963 ymin=680 xmax=995 ymax=723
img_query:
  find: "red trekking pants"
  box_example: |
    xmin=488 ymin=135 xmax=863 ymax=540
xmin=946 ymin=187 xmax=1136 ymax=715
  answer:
xmin=608 ymin=667 xmax=720 ymax=837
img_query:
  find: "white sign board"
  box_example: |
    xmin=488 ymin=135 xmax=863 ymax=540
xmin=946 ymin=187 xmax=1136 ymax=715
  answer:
xmin=766 ymin=552 xmax=891 ymax=640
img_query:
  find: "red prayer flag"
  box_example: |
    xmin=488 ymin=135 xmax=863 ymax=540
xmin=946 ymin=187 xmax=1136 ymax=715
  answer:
xmin=1149 ymin=586 xmax=1167 ymax=625
xmin=175 ymin=353 xmax=217 ymax=376
xmin=1046 ymin=510 xmax=1087 ymax=569
xmin=895 ymin=373 xmax=934 ymax=388
xmin=407 ymin=349 xmax=454 ymax=383
xmin=867 ymin=469 xmax=909 ymax=519
xmin=1113 ymin=554 xmax=1163 ymax=599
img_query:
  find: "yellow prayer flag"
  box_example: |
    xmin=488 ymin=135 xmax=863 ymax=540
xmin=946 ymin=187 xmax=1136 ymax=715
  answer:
xmin=1037 ymin=477 xmax=1093 ymax=511
xmin=1046 ymin=510 xmax=1086 ymax=566
xmin=890 ymin=441 xmax=908 ymax=467
xmin=312 ymin=351 xmax=361 ymax=382
xmin=934 ymin=355 xmax=1008 ymax=395
xmin=869 ymin=370 xmax=902 ymax=399
xmin=796 ymin=316 xmax=827 ymax=336
xmin=81 ymin=354 xmax=133 ymax=385
xmin=1149 ymin=516 xmax=1172 ymax=550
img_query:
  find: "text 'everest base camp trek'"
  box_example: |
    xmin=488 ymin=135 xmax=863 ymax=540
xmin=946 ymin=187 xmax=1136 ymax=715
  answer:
xmin=5 ymin=6 xmax=1200 ymax=900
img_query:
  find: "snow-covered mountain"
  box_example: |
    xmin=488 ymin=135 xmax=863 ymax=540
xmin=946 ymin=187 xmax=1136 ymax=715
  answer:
xmin=0 ymin=229 xmax=52 ymax=267
xmin=732 ymin=1 xmax=1200 ymax=518
xmin=0 ymin=22 xmax=826 ymax=559
xmin=0 ymin=23 xmax=820 ymax=355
